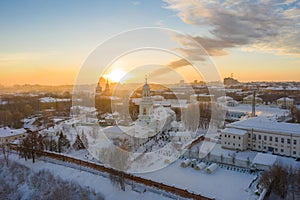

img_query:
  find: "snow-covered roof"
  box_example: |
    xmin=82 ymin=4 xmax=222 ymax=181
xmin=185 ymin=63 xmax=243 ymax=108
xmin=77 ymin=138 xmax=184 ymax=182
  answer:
xmin=264 ymin=86 xmax=300 ymax=91
xmin=243 ymin=95 xmax=262 ymax=100
xmin=0 ymin=127 xmax=26 ymax=138
xmin=0 ymin=100 xmax=8 ymax=105
xmin=169 ymin=131 xmax=192 ymax=137
xmin=71 ymin=106 xmax=97 ymax=113
xmin=103 ymin=125 xmax=133 ymax=136
xmin=252 ymin=153 xmax=277 ymax=167
xmin=227 ymin=117 xmax=300 ymax=136
xmin=223 ymin=104 xmax=288 ymax=118
xmin=217 ymin=96 xmax=233 ymax=102
xmin=222 ymin=128 xmax=247 ymax=136
xmin=40 ymin=97 xmax=71 ymax=103
xmin=277 ymin=97 xmax=294 ymax=101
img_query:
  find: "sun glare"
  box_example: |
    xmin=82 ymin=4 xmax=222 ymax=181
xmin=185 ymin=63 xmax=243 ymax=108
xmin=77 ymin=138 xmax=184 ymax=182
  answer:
xmin=106 ymin=69 xmax=126 ymax=82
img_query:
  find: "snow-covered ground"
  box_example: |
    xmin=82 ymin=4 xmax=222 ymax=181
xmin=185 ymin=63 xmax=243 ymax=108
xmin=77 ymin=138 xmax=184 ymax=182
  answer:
xmin=138 ymin=160 xmax=259 ymax=200
xmin=224 ymin=104 xmax=289 ymax=120
xmin=9 ymin=155 xmax=178 ymax=200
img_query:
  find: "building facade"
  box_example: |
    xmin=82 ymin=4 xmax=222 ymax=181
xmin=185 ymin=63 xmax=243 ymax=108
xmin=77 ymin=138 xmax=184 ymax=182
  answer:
xmin=0 ymin=127 xmax=26 ymax=145
xmin=276 ymin=97 xmax=294 ymax=109
xmin=221 ymin=117 xmax=300 ymax=158
xmin=243 ymin=95 xmax=263 ymax=104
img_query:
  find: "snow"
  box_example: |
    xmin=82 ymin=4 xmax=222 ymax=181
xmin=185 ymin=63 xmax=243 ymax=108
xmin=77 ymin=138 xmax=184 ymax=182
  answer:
xmin=209 ymin=143 xmax=257 ymax=161
xmin=252 ymin=153 xmax=277 ymax=167
xmin=277 ymin=97 xmax=294 ymax=101
xmin=138 ymin=160 xmax=258 ymax=200
xmin=227 ymin=117 xmax=300 ymax=136
xmin=40 ymin=97 xmax=71 ymax=103
xmin=222 ymin=128 xmax=247 ymax=136
xmin=0 ymin=127 xmax=26 ymax=137
xmin=10 ymin=155 xmax=175 ymax=200
xmin=223 ymin=104 xmax=289 ymax=119
xmin=264 ymin=86 xmax=300 ymax=91
xmin=243 ymin=95 xmax=262 ymax=101
xmin=0 ymin=99 xmax=8 ymax=105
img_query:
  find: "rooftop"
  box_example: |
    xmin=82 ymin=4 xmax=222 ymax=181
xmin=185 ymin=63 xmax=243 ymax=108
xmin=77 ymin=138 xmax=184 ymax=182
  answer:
xmin=0 ymin=127 xmax=26 ymax=138
xmin=222 ymin=128 xmax=247 ymax=136
xmin=227 ymin=117 xmax=300 ymax=136
xmin=223 ymin=104 xmax=289 ymax=119
xmin=252 ymin=153 xmax=277 ymax=167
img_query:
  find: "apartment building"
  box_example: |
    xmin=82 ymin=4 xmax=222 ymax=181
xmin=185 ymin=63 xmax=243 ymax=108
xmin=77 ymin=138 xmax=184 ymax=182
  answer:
xmin=221 ymin=117 xmax=300 ymax=158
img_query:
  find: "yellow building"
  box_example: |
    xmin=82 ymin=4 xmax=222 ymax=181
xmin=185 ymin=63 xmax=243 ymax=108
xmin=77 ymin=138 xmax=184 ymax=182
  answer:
xmin=276 ymin=97 xmax=294 ymax=109
xmin=0 ymin=127 xmax=26 ymax=145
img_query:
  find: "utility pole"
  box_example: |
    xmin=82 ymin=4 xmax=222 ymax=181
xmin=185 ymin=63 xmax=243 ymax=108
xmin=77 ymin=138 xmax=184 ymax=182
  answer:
xmin=251 ymin=90 xmax=256 ymax=117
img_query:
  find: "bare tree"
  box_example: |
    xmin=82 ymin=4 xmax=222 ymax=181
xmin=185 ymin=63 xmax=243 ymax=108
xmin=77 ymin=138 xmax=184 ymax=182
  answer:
xmin=100 ymin=145 xmax=130 ymax=191
xmin=182 ymin=101 xmax=200 ymax=132
xmin=1 ymin=143 xmax=11 ymax=166
xmin=259 ymin=165 xmax=289 ymax=198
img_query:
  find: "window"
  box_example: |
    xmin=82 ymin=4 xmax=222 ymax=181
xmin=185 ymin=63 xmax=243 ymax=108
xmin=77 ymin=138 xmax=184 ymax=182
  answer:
xmin=225 ymin=142 xmax=227 ymax=144
xmin=264 ymin=136 xmax=267 ymax=140
xmin=233 ymin=135 xmax=235 ymax=139
xmin=238 ymin=144 xmax=240 ymax=147
xmin=228 ymin=135 xmax=230 ymax=138
xmin=293 ymin=151 xmax=296 ymax=154
xmin=287 ymin=139 xmax=290 ymax=144
xmin=275 ymin=137 xmax=278 ymax=142
xmin=258 ymin=145 xmax=261 ymax=149
xmin=248 ymin=133 xmax=251 ymax=137
xmin=253 ymin=134 xmax=256 ymax=140
xmin=238 ymin=136 xmax=241 ymax=140
xmin=281 ymin=149 xmax=284 ymax=153
xmin=258 ymin=135 xmax=261 ymax=140
xmin=253 ymin=144 xmax=256 ymax=148
xmin=275 ymin=148 xmax=278 ymax=152
xmin=293 ymin=140 xmax=297 ymax=145
xmin=233 ymin=143 xmax=235 ymax=146
xmin=264 ymin=146 xmax=266 ymax=149
xmin=269 ymin=136 xmax=272 ymax=141
xmin=281 ymin=138 xmax=284 ymax=143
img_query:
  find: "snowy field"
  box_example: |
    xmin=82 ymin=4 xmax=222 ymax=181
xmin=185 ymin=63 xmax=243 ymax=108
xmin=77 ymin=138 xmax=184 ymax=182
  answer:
xmin=138 ymin=160 xmax=259 ymax=200
xmin=8 ymin=155 xmax=178 ymax=200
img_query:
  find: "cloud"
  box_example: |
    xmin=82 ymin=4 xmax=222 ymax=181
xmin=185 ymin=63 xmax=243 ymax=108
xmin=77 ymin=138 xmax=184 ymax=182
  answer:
xmin=155 ymin=20 xmax=164 ymax=27
xmin=163 ymin=0 xmax=300 ymax=67
xmin=132 ymin=1 xmax=140 ymax=6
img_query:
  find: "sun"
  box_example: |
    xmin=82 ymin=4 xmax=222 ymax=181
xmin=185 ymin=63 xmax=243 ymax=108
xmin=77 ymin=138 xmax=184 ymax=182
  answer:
xmin=106 ymin=69 xmax=126 ymax=82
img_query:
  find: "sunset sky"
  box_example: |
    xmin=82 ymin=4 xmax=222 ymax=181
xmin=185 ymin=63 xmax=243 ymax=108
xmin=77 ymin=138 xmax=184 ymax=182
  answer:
xmin=0 ymin=0 xmax=300 ymax=86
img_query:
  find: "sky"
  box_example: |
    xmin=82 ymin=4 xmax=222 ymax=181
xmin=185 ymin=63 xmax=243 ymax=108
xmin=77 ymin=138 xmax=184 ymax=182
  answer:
xmin=0 ymin=0 xmax=299 ymax=86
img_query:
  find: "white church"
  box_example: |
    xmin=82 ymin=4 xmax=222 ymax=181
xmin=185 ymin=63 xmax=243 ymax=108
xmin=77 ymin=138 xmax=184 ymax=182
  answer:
xmin=103 ymin=77 xmax=176 ymax=139
xmin=134 ymin=77 xmax=176 ymax=138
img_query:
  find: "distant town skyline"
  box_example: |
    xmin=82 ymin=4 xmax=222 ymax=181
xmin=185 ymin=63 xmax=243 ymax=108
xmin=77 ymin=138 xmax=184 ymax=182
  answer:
xmin=0 ymin=0 xmax=300 ymax=86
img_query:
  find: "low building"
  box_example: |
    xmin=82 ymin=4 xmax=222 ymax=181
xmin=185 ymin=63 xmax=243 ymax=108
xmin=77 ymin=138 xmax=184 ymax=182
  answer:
xmin=221 ymin=117 xmax=300 ymax=158
xmin=190 ymin=94 xmax=214 ymax=102
xmin=252 ymin=153 xmax=277 ymax=170
xmin=243 ymin=95 xmax=262 ymax=104
xmin=276 ymin=97 xmax=294 ymax=109
xmin=225 ymin=111 xmax=247 ymax=121
xmin=0 ymin=127 xmax=26 ymax=145
xmin=221 ymin=128 xmax=248 ymax=150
